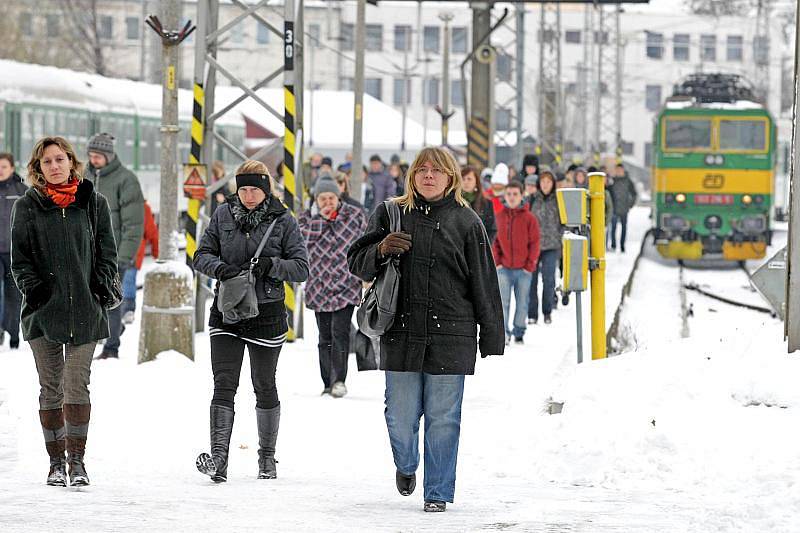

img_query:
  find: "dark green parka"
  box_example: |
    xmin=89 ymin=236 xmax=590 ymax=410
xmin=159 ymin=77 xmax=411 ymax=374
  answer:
xmin=11 ymin=180 xmax=118 ymax=345
xmin=85 ymin=157 xmax=144 ymax=267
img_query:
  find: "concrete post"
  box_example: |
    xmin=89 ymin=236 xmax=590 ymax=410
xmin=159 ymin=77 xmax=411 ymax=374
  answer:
xmin=785 ymin=0 xmax=800 ymax=352
xmin=350 ymin=0 xmax=366 ymax=202
xmin=140 ymin=0 xmax=195 ymax=363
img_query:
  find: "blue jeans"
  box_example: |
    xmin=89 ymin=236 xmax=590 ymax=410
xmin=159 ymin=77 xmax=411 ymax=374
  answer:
xmin=121 ymin=267 xmax=138 ymax=314
xmin=610 ymin=213 xmax=628 ymax=250
xmin=529 ymin=249 xmax=559 ymax=320
xmin=384 ymin=371 xmax=465 ymax=503
xmin=497 ymin=268 xmax=532 ymax=338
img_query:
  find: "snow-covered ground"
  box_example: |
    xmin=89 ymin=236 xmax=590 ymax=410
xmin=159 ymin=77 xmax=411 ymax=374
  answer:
xmin=1 ymin=206 xmax=799 ymax=532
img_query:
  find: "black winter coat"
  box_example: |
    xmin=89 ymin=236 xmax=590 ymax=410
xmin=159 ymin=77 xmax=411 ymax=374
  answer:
xmin=471 ymin=197 xmax=497 ymax=243
xmin=609 ymin=174 xmax=637 ymax=216
xmin=0 ymin=173 xmax=28 ymax=254
xmin=347 ymin=194 xmax=505 ymax=375
xmin=11 ymin=180 xmax=118 ymax=345
xmin=194 ymin=195 xmax=309 ymax=337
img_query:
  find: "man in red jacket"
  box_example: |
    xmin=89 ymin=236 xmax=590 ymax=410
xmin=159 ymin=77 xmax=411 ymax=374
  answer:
xmin=492 ymin=181 xmax=541 ymax=344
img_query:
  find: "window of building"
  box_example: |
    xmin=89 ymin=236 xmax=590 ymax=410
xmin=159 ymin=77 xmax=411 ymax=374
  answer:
xmin=566 ymin=82 xmax=577 ymax=95
xmin=424 ymin=26 xmax=440 ymax=54
xmin=496 ymin=52 xmax=512 ymax=82
xmin=308 ymin=23 xmax=321 ymax=48
xmin=394 ymin=25 xmax=411 ymax=52
xmin=340 ymin=77 xmax=354 ymax=91
xmin=365 ymin=24 xmax=383 ymax=51
xmin=393 ymin=78 xmax=411 ymax=105
xmin=452 ymin=26 xmax=468 ymax=54
xmin=365 ymin=78 xmax=383 ymax=101
xmin=644 ymin=142 xmax=653 ymax=167
xmin=46 ymin=14 xmax=60 ymax=37
xmin=754 ymin=35 xmax=769 ymax=65
xmin=595 ymin=30 xmax=609 ymax=45
xmin=496 ymin=108 xmax=512 ymax=131
xmin=673 ymin=33 xmax=690 ymax=61
xmin=701 ymin=34 xmax=716 ymax=61
xmin=646 ymin=32 xmax=663 ymax=59
xmin=565 ymin=30 xmax=581 ymax=44
xmin=727 ymin=35 xmax=743 ymax=62
xmin=423 ymin=78 xmax=439 ymax=106
xmin=622 ymin=141 xmax=634 ymax=155
xmin=125 ymin=16 xmax=139 ymax=40
xmin=231 ymin=20 xmax=245 ymax=44
xmin=451 ymin=79 xmax=464 ymax=106
xmin=341 ymin=23 xmax=354 ymax=51
xmin=645 ymin=85 xmax=662 ymax=111
xmin=99 ymin=15 xmax=113 ymax=40
xmin=256 ymin=21 xmax=270 ymax=44
xmin=19 ymin=12 xmax=32 ymax=36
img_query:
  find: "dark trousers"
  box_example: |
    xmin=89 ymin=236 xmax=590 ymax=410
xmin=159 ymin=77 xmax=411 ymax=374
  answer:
xmin=211 ymin=334 xmax=282 ymax=410
xmin=104 ymin=266 xmax=127 ymax=353
xmin=610 ymin=213 xmax=629 ymax=251
xmin=0 ymin=253 xmax=21 ymax=343
xmin=529 ymin=249 xmax=559 ymax=320
xmin=315 ymin=305 xmax=354 ymax=388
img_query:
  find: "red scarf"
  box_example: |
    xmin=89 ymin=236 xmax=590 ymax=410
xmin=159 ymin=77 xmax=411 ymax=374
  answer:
xmin=45 ymin=179 xmax=79 ymax=208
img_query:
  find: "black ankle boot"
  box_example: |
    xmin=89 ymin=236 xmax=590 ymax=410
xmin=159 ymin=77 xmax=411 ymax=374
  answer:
xmin=197 ymin=404 xmax=234 ymax=483
xmin=255 ymin=406 xmax=280 ymax=479
xmin=396 ymin=471 xmax=416 ymax=496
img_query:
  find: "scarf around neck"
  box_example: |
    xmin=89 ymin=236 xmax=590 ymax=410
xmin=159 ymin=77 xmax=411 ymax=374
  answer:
xmin=230 ymin=196 xmax=271 ymax=232
xmin=45 ymin=179 xmax=79 ymax=208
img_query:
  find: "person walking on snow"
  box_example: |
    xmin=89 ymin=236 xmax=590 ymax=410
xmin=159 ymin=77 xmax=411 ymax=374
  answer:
xmin=608 ymin=163 xmax=637 ymax=252
xmin=364 ymin=154 xmax=397 ymax=213
xmin=493 ymin=180 xmax=541 ymax=344
xmin=485 ymin=162 xmax=509 ymax=214
xmin=0 ymin=152 xmax=26 ymax=349
xmin=299 ymin=176 xmax=367 ymax=398
xmin=528 ymin=167 xmax=563 ymax=325
xmin=11 ymin=136 xmax=119 ymax=487
xmin=193 ymin=160 xmax=309 ymax=483
xmin=84 ymin=133 xmax=144 ymax=359
xmin=348 ymin=147 xmax=504 ymax=513
xmin=461 ymin=165 xmax=496 ymax=243
xmin=121 ymin=201 xmax=159 ymax=324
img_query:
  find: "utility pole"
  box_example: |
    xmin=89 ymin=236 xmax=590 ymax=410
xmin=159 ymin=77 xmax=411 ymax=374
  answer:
xmin=467 ymin=2 xmax=493 ymax=170
xmin=401 ymin=40 xmax=409 ymax=152
xmin=785 ymin=0 xmax=800 ymax=351
xmin=438 ymin=12 xmax=455 ymax=146
xmin=140 ymin=1 xmax=196 ymax=363
xmin=515 ymin=4 xmax=525 ymax=166
xmin=754 ymin=0 xmax=772 ymax=106
xmin=350 ymin=0 xmax=366 ymax=203
xmin=538 ymin=2 xmax=563 ymax=167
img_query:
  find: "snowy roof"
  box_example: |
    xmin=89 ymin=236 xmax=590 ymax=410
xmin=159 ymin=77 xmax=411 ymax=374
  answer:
xmin=0 ymin=59 xmax=242 ymax=127
xmin=665 ymin=99 xmax=765 ymax=111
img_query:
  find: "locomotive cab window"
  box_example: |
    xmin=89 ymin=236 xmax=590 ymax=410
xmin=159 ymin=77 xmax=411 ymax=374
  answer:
xmin=663 ymin=118 xmax=712 ymax=151
xmin=718 ymin=119 xmax=767 ymax=152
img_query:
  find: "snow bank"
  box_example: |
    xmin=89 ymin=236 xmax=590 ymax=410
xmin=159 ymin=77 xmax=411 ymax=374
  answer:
xmin=142 ymin=259 xmax=195 ymax=286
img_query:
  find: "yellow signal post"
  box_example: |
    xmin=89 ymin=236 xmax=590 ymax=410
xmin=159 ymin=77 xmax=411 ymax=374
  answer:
xmin=588 ymin=172 xmax=607 ymax=359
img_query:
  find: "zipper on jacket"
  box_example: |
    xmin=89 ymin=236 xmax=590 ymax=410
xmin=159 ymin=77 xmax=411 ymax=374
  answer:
xmin=61 ymin=208 xmax=75 ymax=339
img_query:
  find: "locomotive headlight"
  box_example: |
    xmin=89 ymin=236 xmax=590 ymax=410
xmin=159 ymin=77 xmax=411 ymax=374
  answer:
xmin=742 ymin=194 xmax=753 ymax=205
xmin=675 ymin=193 xmax=687 ymax=203
xmin=714 ymin=155 xmax=724 ymax=165
xmin=704 ymin=154 xmax=715 ymax=165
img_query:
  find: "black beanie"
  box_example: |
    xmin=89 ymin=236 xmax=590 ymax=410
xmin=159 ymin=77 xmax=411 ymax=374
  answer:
xmin=522 ymin=154 xmax=538 ymax=169
xmin=235 ymin=173 xmax=271 ymax=194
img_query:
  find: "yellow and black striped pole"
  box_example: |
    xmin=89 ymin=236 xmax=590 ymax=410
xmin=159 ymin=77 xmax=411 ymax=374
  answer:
xmin=186 ymin=82 xmax=204 ymax=267
xmin=283 ymin=7 xmax=297 ymax=341
xmin=467 ymin=116 xmax=490 ymax=171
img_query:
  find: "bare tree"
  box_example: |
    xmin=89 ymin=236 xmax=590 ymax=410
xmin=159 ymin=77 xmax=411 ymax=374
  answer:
xmin=0 ymin=6 xmax=74 ymax=69
xmin=60 ymin=0 xmax=108 ymax=75
xmin=684 ymin=0 xmax=757 ymax=16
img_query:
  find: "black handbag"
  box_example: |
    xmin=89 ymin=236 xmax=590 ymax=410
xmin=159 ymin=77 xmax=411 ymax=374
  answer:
xmin=357 ymin=200 xmax=401 ymax=338
xmin=217 ymin=216 xmax=279 ymax=324
xmin=87 ymin=192 xmax=123 ymax=310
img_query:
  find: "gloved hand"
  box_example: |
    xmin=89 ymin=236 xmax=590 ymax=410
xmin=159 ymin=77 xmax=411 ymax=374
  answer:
xmin=251 ymin=257 xmax=274 ymax=278
xmin=216 ymin=263 xmax=242 ymax=281
xmin=26 ymin=283 xmax=50 ymax=310
xmin=378 ymin=232 xmax=412 ymax=257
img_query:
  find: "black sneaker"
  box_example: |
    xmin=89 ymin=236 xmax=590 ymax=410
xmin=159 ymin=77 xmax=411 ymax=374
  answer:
xmin=94 ymin=350 xmax=119 ymax=360
xmin=544 ymin=315 xmax=552 ymax=324
xmin=561 ymin=293 xmax=570 ymax=306
xmin=9 ymin=338 xmax=19 ymax=350
xmin=513 ymin=337 xmax=524 ymax=345
xmin=423 ymin=501 xmax=446 ymax=512
xmin=396 ymin=471 xmax=416 ymax=496
xmin=527 ymin=318 xmax=537 ymax=325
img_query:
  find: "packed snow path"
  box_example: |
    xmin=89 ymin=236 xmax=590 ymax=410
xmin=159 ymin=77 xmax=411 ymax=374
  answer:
xmin=1 ymin=207 xmax=798 ymax=532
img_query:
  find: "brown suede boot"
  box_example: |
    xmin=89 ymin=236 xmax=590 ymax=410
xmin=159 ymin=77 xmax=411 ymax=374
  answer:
xmin=64 ymin=404 xmax=91 ymax=486
xmin=39 ymin=408 xmax=66 ymax=487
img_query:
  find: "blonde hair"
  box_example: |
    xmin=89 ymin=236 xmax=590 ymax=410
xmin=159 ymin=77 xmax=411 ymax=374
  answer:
xmin=396 ymin=147 xmax=469 ymax=211
xmin=27 ymin=136 xmax=83 ymax=192
xmin=235 ymin=159 xmax=277 ymax=197
xmin=334 ymin=171 xmax=350 ymax=194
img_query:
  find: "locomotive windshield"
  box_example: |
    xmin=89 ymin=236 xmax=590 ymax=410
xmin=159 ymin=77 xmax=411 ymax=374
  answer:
xmin=663 ymin=118 xmax=712 ymax=150
xmin=719 ymin=119 xmax=767 ymax=151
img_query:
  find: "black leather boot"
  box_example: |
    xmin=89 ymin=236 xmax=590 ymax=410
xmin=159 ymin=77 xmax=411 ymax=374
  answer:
xmin=256 ymin=405 xmax=280 ymax=479
xmin=396 ymin=471 xmax=416 ymax=496
xmin=196 ymin=404 xmax=235 ymax=483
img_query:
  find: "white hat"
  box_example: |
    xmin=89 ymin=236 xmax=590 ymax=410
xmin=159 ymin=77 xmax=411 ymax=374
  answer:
xmin=491 ymin=163 xmax=509 ymax=185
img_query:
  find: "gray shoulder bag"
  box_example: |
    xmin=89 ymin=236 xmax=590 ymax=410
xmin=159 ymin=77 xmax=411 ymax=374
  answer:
xmin=357 ymin=200 xmax=401 ymax=338
xmin=217 ymin=216 xmax=280 ymax=324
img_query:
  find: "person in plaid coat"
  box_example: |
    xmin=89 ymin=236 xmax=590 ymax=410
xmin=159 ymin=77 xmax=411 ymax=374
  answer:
xmin=298 ymin=176 xmax=367 ymax=398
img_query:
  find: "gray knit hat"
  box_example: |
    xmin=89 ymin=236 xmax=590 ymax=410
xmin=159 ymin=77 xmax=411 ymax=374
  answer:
xmin=313 ymin=176 xmax=340 ymax=198
xmin=524 ymin=174 xmax=538 ymax=187
xmin=87 ymin=132 xmax=116 ymax=162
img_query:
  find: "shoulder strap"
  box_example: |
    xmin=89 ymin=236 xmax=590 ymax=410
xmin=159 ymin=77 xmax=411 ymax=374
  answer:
xmin=250 ymin=214 xmax=281 ymax=266
xmin=385 ymin=200 xmax=401 ymax=233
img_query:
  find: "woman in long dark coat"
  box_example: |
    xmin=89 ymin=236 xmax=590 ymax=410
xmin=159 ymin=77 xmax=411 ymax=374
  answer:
xmin=460 ymin=164 xmax=497 ymax=243
xmin=348 ymin=147 xmax=504 ymax=513
xmin=193 ymin=160 xmax=309 ymax=483
xmin=11 ymin=136 xmax=118 ymax=487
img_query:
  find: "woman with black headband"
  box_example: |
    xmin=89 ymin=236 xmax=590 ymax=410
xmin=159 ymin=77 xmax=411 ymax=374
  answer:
xmin=193 ymin=160 xmax=309 ymax=483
